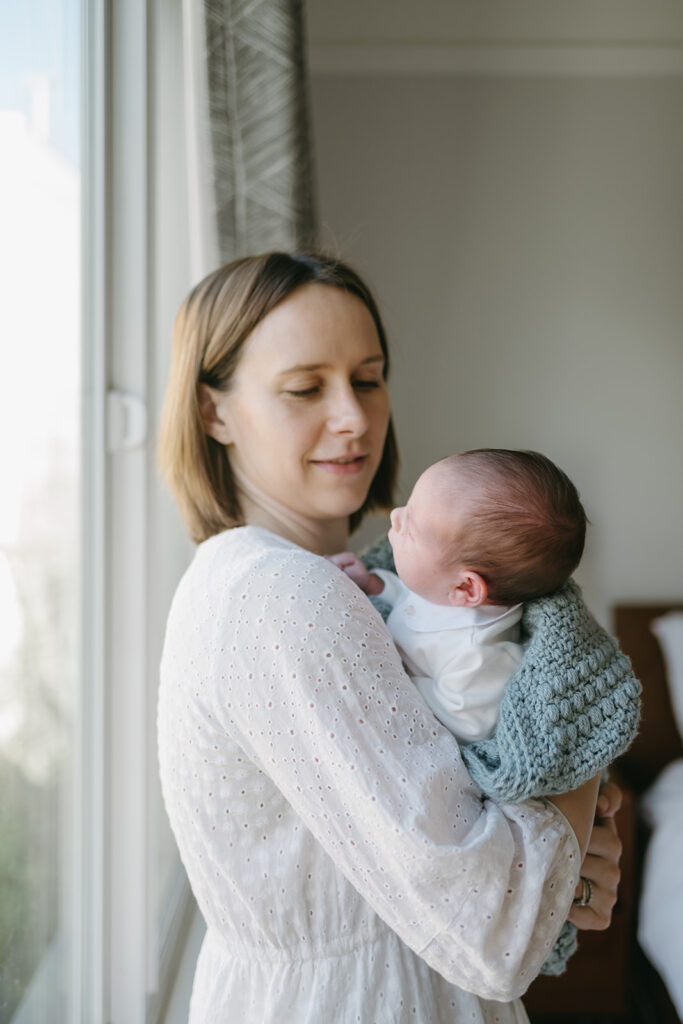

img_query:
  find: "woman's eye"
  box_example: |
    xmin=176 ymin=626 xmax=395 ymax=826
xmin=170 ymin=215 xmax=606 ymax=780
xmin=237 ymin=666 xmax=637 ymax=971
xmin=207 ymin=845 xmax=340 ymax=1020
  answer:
xmin=285 ymin=386 xmax=320 ymax=397
xmin=353 ymin=379 xmax=381 ymax=390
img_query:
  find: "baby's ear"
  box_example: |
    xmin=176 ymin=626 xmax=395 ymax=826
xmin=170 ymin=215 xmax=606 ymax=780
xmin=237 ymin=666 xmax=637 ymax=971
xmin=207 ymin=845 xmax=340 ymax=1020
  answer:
xmin=448 ymin=570 xmax=488 ymax=607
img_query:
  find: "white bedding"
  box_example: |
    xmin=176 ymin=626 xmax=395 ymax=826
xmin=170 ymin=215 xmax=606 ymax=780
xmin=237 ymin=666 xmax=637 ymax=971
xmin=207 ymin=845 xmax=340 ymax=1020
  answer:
xmin=638 ymin=758 xmax=683 ymax=1017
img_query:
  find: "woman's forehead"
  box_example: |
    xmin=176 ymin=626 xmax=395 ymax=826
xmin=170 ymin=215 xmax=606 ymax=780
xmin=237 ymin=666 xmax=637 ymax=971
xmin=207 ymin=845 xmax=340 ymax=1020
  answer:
xmin=240 ymin=283 xmax=383 ymax=371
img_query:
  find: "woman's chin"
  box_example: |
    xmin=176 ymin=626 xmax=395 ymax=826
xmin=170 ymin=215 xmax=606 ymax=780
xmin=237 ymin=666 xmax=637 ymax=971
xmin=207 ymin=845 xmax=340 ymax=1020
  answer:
xmin=320 ymin=500 xmax=366 ymax=522
xmin=314 ymin=490 xmax=371 ymax=522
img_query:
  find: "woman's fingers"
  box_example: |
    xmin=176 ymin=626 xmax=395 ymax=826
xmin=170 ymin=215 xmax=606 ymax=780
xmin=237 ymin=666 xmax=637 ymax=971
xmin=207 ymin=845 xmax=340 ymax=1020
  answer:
xmin=583 ymin=815 xmax=623 ymax=859
xmin=569 ymin=820 xmax=622 ymax=931
xmin=568 ymin=863 xmax=618 ymax=929
xmin=568 ymin=890 xmax=615 ymax=930
xmin=595 ymin=779 xmax=623 ymax=819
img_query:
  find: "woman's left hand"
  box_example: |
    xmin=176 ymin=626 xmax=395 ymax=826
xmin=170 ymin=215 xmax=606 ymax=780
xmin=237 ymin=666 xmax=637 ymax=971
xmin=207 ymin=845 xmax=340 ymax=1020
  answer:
xmin=568 ymin=779 xmax=623 ymax=931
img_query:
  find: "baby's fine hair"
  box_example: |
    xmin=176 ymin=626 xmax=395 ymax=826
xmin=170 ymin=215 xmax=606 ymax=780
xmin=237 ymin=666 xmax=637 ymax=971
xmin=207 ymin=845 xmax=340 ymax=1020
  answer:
xmin=446 ymin=449 xmax=587 ymax=604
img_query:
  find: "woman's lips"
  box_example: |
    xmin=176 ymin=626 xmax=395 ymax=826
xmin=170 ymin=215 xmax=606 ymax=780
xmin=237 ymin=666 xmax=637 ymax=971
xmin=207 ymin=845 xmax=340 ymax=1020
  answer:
xmin=311 ymin=455 xmax=368 ymax=476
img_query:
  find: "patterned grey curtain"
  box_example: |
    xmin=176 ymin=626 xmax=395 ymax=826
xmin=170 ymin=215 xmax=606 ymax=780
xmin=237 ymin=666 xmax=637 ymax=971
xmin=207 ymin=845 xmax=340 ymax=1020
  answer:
xmin=184 ymin=0 xmax=317 ymax=271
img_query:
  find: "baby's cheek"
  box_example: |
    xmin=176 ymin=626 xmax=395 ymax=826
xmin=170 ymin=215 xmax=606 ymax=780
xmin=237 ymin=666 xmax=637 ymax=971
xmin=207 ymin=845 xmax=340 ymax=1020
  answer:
xmin=397 ymin=554 xmax=421 ymax=590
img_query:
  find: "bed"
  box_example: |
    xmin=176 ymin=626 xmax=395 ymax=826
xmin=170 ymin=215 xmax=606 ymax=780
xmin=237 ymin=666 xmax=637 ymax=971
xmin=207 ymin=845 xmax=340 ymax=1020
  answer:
xmin=524 ymin=602 xmax=683 ymax=1023
xmin=617 ymin=605 xmax=683 ymax=1024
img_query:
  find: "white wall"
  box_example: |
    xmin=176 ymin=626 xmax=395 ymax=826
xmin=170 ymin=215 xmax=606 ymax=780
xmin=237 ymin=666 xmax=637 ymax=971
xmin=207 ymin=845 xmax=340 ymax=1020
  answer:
xmin=310 ymin=72 xmax=683 ymax=626
xmin=306 ymin=0 xmax=683 ymax=47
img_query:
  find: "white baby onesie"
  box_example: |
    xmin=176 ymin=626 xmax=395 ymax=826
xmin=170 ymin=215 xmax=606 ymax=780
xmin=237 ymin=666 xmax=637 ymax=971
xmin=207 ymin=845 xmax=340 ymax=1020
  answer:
xmin=374 ymin=569 xmax=524 ymax=743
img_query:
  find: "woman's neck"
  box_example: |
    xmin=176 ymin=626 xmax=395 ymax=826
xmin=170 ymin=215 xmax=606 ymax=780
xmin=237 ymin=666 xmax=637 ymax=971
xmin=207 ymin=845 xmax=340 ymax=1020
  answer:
xmin=232 ymin=464 xmax=349 ymax=556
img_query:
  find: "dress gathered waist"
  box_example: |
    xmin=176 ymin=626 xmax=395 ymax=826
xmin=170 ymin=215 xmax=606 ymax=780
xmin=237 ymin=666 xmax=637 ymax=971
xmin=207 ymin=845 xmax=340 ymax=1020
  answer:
xmin=204 ymin=920 xmax=392 ymax=964
xmin=192 ymin=920 xmax=532 ymax=1023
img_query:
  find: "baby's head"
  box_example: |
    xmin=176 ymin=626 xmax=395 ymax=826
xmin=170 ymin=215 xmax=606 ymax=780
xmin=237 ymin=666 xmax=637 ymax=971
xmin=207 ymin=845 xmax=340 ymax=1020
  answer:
xmin=388 ymin=449 xmax=586 ymax=607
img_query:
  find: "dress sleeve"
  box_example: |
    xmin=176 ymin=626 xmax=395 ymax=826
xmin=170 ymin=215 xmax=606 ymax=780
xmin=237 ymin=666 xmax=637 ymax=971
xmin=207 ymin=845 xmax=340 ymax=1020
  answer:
xmin=211 ymin=544 xmax=581 ymax=1001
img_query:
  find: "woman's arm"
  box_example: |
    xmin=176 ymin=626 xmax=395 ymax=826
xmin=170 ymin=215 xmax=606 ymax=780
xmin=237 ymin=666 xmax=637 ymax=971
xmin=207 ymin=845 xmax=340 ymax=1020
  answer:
xmin=548 ymin=773 xmax=601 ymax=861
xmin=207 ymin=541 xmax=581 ymax=1002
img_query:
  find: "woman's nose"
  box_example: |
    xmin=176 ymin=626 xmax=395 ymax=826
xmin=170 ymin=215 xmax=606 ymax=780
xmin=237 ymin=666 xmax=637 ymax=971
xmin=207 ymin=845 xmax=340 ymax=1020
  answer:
xmin=327 ymin=385 xmax=368 ymax=435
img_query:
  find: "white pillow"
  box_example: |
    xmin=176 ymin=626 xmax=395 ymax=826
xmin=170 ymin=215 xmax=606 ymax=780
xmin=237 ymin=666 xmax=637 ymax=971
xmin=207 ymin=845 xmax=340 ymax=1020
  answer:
xmin=651 ymin=612 xmax=683 ymax=742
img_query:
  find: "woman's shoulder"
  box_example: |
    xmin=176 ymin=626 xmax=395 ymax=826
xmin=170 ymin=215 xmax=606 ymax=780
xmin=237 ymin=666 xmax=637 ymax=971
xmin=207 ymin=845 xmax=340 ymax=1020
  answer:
xmin=164 ymin=525 xmax=357 ymax=668
xmin=198 ymin=524 xmax=307 ymax=568
xmin=164 ymin=524 xmax=384 ymax=681
xmin=180 ymin=525 xmax=342 ymax=604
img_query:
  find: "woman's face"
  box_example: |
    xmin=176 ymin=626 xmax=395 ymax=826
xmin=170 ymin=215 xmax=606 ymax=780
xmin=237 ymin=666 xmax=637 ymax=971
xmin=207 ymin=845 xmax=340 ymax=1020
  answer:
xmin=207 ymin=283 xmax=391 ymax=526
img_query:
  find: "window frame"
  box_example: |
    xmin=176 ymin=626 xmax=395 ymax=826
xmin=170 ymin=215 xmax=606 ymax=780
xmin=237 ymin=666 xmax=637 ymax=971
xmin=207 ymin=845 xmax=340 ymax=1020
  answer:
xmin=78 ymin=1 xmax=193 ymax=1021
xmin=78 ymin=0 xmax=106 ymax=1020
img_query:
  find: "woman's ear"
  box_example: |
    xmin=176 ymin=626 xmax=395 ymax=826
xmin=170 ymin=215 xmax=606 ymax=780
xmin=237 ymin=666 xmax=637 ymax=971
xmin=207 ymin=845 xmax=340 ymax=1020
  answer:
xmin=448 ymin=570 xmax=488 ymax=608
xmin=197 ymin=383 xmax=232 ymax=444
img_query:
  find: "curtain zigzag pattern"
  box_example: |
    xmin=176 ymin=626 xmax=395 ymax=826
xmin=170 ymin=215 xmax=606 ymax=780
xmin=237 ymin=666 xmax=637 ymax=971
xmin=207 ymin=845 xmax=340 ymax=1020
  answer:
xmin=202 ymin=0 xmax=317 ymax=262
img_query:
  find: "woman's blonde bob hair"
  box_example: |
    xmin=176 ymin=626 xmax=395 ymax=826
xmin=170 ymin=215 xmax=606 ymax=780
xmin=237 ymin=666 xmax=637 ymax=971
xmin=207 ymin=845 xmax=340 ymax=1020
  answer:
xmin=158 ymin=251 xmax=399 ymax=544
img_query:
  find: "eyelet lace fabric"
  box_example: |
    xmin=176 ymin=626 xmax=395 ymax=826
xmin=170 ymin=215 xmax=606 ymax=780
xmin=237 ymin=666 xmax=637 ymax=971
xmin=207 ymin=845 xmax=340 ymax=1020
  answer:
xmin=158 ymin=527 xmax=579 ymax=1023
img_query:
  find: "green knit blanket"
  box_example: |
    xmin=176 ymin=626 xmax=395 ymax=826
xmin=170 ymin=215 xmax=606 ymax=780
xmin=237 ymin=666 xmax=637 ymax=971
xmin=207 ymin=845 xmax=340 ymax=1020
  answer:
xmin=460 ymin=580 xmax=640 ymax=800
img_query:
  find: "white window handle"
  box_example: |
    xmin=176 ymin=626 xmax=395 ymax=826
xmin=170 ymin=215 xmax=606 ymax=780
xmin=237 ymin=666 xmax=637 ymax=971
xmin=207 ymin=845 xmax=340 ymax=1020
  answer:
xmin=106 ymin=389 xmax=147 ymax=452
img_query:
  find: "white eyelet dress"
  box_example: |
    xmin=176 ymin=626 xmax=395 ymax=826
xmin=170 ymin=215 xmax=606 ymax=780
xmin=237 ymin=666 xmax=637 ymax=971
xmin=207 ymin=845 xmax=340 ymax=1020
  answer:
xmin=157 ymin=527 xmax=580 ymax=1023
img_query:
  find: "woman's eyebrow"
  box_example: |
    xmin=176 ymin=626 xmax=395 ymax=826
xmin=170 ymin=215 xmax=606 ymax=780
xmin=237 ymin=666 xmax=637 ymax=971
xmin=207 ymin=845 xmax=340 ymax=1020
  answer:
xmin=276 ymin=356 xmax=385 ymax=376
xmin=276 ymin=363 xmax=327 ymax=375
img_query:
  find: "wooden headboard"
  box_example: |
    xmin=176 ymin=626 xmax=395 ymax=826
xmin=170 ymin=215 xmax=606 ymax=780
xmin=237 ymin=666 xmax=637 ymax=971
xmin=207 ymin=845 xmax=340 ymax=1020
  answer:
xmin=614 ymin=603 xmax=683 ymax=796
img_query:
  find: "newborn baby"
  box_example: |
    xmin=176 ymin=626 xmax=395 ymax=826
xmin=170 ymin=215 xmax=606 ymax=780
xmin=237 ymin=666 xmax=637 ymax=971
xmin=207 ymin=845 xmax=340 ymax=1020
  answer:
xmin=330 ymin=448 xmax=586 ymax=742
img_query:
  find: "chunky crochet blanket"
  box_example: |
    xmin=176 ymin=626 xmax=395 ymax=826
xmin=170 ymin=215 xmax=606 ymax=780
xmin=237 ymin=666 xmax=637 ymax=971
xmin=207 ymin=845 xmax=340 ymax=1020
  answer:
xmin=461 ymin=580 xmax=640 ymax=801
xmin=361 ymin=535 xmax=641 ymax=975
xmin=361 ymin=536 xmax=641 ymax=800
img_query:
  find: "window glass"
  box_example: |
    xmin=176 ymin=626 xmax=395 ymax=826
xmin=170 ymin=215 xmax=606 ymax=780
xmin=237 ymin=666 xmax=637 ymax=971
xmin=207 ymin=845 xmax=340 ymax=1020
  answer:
xmin=0 ymin=1 xmax=80 ymax=1021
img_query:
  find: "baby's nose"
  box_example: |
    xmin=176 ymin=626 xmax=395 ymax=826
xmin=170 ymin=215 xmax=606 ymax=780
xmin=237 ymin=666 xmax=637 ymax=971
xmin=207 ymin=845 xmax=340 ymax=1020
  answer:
xmin=390 ymin=507 xmax=402 ymax=532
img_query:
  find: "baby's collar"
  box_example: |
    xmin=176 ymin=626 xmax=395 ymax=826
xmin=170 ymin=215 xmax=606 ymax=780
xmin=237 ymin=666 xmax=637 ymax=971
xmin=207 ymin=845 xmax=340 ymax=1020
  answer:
xmin=393 ymin=593 xmax=522 ymax=633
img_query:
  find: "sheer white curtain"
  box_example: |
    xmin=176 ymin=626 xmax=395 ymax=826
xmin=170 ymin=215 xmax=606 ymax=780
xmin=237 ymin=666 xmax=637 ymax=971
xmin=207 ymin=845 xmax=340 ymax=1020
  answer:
xmin=183 ymin=0 xmax=317 ymax=278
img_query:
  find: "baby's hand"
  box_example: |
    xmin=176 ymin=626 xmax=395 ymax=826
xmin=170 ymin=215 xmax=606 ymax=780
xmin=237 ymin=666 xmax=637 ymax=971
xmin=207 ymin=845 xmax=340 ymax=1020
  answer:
xmin=326 ymin=553 xmax=385 ymax=596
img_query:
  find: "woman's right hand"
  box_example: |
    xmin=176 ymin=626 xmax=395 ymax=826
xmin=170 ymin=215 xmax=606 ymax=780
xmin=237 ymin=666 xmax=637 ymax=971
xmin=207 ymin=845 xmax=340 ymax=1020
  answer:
xmin=569 ymin=780 xmax=623 ymax=931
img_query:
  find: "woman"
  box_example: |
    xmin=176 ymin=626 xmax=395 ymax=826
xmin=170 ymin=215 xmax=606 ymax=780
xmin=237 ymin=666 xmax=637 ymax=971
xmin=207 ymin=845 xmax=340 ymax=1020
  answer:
xmin=158 ymin=252 xmax=621 ymax=1023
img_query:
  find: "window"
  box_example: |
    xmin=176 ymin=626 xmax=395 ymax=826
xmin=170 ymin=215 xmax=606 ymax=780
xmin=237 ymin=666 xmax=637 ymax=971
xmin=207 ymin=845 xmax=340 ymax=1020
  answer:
xmin=1 ymin=3 xmax=195 ymax=1021
xmin=0 ymin=2 xmax=81 ymax=1021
